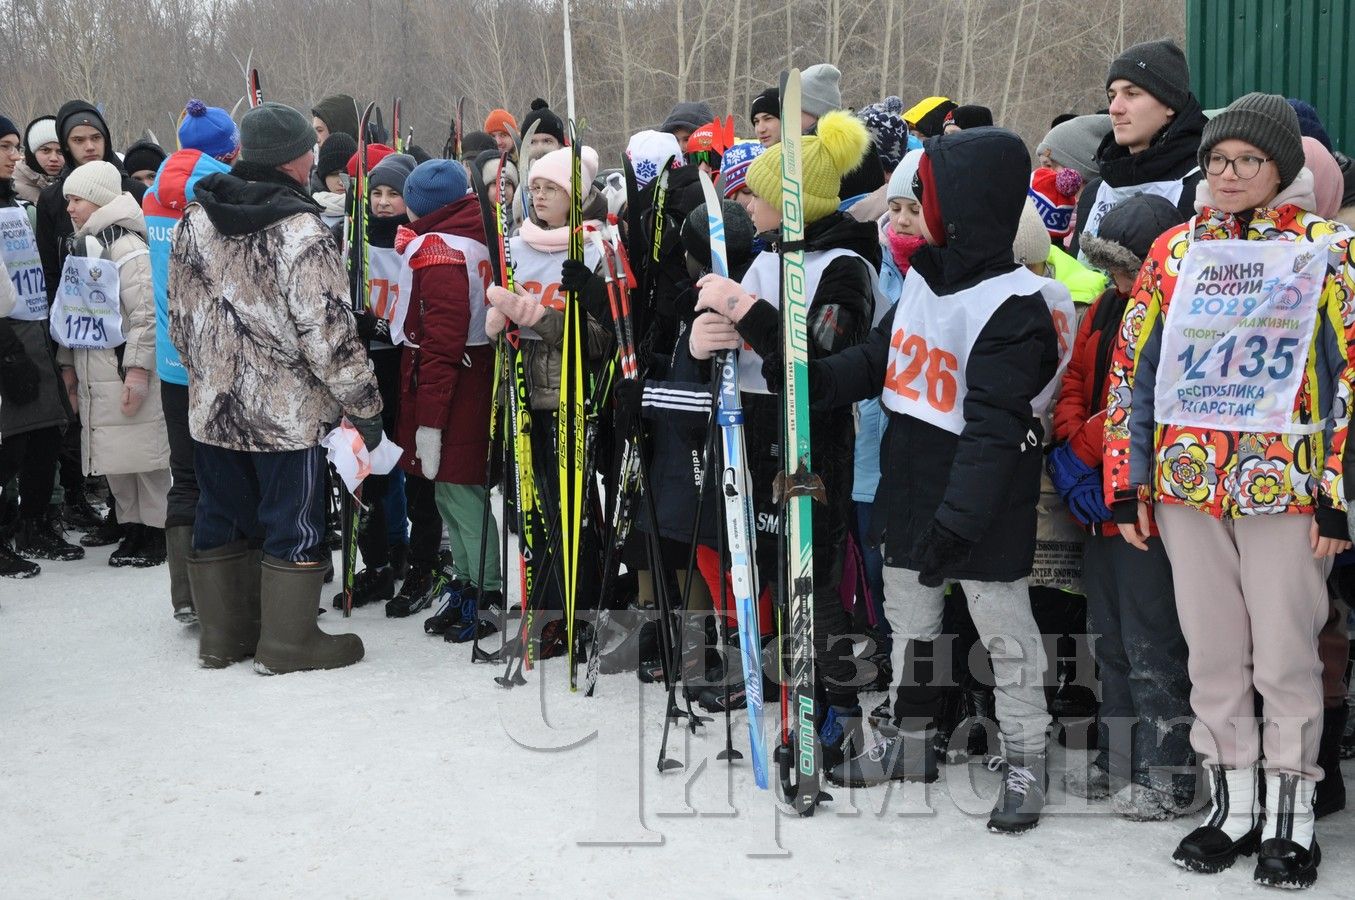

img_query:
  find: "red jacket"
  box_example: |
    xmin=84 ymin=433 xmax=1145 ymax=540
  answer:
xmin=1053 ymin=286 xmax=1154 ymax=537
xmin=394 ymin=196 xmax=495 ymax=484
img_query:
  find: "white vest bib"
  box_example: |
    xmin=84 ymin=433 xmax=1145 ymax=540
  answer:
xmin=0 ymin=206 xmax=46 ymax=320
xmin=507 ymin=235 xmax=601 ymax=340
xmin=735 ymin=247 xmax=885 ymax=394
xmin=393 ymin=233 xmax=493 ymax=347
xmin=880 ymin=266 xmax=1074 ymax=435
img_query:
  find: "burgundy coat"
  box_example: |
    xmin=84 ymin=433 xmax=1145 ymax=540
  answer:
xmin=394 ymin=196 xmax=495 ymax=484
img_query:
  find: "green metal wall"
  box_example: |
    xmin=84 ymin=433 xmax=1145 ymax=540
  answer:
xmin=1187 ymin=0 xmax=1352 ymax=152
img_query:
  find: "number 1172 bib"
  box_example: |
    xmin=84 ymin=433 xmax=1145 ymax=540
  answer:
xmin=1155 ymin=237 xmax=1329 ymax=434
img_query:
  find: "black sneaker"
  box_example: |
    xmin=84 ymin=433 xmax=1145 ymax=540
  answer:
xmin=330 ymin=565 xmax=395 ymax=609
xmin=387 ymin=562 xmax=436 ymax=618
xmin=0 ymin=541 xmax=40 ymax=578
xmin=422 ymin=579 xmax=469 ymax=633
xmin=446 ymin=589 xmax=504 ymax=643
xmin=14 ymin=516 xmax=85 ymax=561
xmin=108 ymin=524 xmax=147 ymax=568
xmin=986 ymin=754 xmax=1048 ymax=834
xmin=80 ymin=516 xmax=123 ymax=548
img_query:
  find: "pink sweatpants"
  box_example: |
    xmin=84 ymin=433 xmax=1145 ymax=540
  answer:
xmin=1155 ymin=504 xmax=1330 ymax=780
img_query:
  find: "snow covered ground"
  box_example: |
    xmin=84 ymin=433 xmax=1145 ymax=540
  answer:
xmin=3 ymin=540 xmax=1352 ymax=899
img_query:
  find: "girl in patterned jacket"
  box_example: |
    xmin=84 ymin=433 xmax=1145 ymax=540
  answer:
xmin=1102 ymin=94 xmax=1355 ymax=889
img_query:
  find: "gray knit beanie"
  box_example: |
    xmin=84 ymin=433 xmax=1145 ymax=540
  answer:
xmin=1200 ymin=92 xmax=1305 ymax=189
xmin=241 ymin=102 xmax=316 ymax=167
xmin=1106 ymin=39 xmax=1191 ymax=113
xmin=368 ymin=153 xmax=417 ymax=194
xmin=801 ymin=64 xmax=843 ymax=119
xmin=1037 ymin=114 xmax=1112 ymax=181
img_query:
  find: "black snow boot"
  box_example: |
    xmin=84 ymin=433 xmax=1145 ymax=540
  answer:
xmin=1173 ymin=765 xmax=1261 ymax=873
xmin=81 ymin=514 xmax=123 ymax=548
xmin=62 ymin=497 xmax=106 ymax=532
xmin=0 ymin=540 xmax=40 ymax=578
xmin=108 ymin=523 xmax=146 ymax=567
xmin=13 ymin=515 xmax=84 ymax=561
xmin=1254 ymin=772 xmax=1320 ymax=889
xmin=986 ymin=753 xmax=1048 ymax=834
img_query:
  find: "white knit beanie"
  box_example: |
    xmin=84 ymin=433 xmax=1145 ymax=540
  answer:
xmin=1013 ymin=196 xmax=1052 ymax=266
xmin=63 ymin=160 xmax=122 ymax=207
xmin=26 ymin=117 xmax=58 ymax=153
xmin=886 ymin=149 xmax=924 ymax=201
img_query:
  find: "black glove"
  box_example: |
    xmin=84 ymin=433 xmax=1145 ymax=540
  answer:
xmin=348 ymin=412 xmax=385 ymax=452
xmin=0 ymin=321 xmax=40 ymax=406
xmin=560 ymin=258 xmax=594 ymax=295
xmin=909 ymin=519 xmax=974 ymax=588
xmin=355 ymin=310 xmax=391 ymax=344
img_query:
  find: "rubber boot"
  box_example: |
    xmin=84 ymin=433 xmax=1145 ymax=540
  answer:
xmin=166 ymin=525 xmax=197 ymax=624
xmin=188 ymin=541 xmax=261 ymax=668
xmin=254 ymin=555 xmax=364 ymax=675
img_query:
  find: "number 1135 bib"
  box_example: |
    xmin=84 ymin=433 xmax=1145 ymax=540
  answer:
xmin=1155 ymin=238 xmax=1329 ymax=434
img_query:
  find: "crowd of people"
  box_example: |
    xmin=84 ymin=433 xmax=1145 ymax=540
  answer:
xmin=2 ymin=36 xmax=1355 ymax=888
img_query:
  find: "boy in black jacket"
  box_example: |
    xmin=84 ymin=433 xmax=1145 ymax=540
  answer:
xmin=808 ymin=127 xmax=1072 ymax=834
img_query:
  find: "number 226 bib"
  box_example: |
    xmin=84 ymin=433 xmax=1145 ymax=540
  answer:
xmin=1155 ymin=237 xmax=1330 ymax=434
xmin=880 ymin=267 xmax=1074 ymax=435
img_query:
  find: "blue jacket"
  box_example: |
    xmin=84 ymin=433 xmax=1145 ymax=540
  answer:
xmin=144 ymin=149 xmax=231 ymax=386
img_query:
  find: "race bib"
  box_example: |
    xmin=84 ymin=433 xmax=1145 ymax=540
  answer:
xmin=1155 ymin=237 xmax=1329 ymax=433
xmin=0 ymin=206 xmax=47 ymax=320
xmin=366 ymin=246 xmax=403 ymax=346
xmin=49 ymin=253 xmax=129 ymax=350
xmin=1078 ymin=171 xmax=1197 ymax=265
xmin=735 ymin=248 xmax=882 ymax=394
xmin=881 ymin=267 xmax=1074 ymax=434
xmin=393 ymin=233 xmax=494 ymax=347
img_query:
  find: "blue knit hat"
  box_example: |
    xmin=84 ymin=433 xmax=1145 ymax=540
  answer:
xmin=1286 ymin=99 xmax=1332 ymax=152
xmin=404 ymin=158 xmax=469 ymax=218
xmin=0 ymin=115 xmax=18 ymax=142
xmin=177 ymin=99 xmax=240 ymax=160
xmin=719 ymin=141 xmax=764 ymax=198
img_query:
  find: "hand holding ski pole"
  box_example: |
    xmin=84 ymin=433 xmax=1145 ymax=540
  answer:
xmin=487 ymin=283 xmax=544 ymax=328
xmin=695 ymin=273 xmax=757 ymax=324
xmin=485 ymin=306 xmax=507 ymax=338
xmin=688 ymin=311 xmax=742 ymax=360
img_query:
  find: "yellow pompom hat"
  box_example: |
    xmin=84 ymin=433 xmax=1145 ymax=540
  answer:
xmin=745 ymin=109 xmax=870 ymax=224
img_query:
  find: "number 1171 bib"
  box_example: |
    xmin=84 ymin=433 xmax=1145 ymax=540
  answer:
xmin=1155 ymin=238 xmax=1329 ymax=434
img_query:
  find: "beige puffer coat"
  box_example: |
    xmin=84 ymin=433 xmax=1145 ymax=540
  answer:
xmin=55 ymin=192 xmax=169 ymax=476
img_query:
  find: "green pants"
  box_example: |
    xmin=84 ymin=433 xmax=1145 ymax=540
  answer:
xmin=433 ymin=482 xmax=502 ymax=591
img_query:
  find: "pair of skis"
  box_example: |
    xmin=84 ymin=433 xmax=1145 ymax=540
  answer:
xmin=772 ymin=70 xmax=827 ymax=815
xmin=339 ymin=100 xmax=378 ymax=617
xmin=696 ymin=171 xmax=769 ymax=790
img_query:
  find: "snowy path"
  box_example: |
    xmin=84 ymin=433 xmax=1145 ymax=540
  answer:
xmin=2 ymin=542 xmax=1352 ymax=899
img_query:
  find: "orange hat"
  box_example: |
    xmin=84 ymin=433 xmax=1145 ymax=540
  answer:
xmin=686 ymin=116 xmax=736 ymax=156
xmin=347 ymin=143 xmax=394 ymax=178
xmin=484 ymin=108 xmax=518 ymax=136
